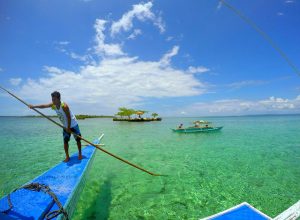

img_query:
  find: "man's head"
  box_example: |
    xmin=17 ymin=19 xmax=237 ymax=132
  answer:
xmin=51 ymin=91 xmax=61 ymax=105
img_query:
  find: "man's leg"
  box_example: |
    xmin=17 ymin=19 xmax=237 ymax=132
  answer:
xmin=72 ymin=125 xmax=82 ymax=160
xmin=63 ymin=129 xmax=71 ymax=162
xmin=63 ymin=141 xmax=70 ymax=162
xmin=77 ymin=139 xmax=82 ymax=160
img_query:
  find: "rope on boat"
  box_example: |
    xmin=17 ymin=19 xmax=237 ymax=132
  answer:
xmin=1 ymin=183 xmax=69 ymax=220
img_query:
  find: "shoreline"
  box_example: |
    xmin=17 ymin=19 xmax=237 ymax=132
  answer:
xmin=0 ymin=113 xmax=299 ymax=118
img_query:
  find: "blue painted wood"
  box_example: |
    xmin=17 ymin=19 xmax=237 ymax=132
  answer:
xmin=0 ymin=137 xmax=101 ymax=219
xmin=172 ymin=126 xmax=223 ymax=133
xmin=209 ymin=204 xmax=269 ymax=220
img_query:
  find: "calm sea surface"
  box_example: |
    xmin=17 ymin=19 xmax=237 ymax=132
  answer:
xmin=0 ymin=115 xmax=299 ymax=219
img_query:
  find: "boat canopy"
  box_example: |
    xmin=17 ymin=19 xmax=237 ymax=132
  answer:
xmin=193 ymin=120 xmax=212 ymax=124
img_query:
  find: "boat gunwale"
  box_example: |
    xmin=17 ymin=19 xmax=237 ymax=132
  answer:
xmin=57 ymin=133 xmax=104 ymax=220
xmin=199 ymin=202 xmax=272 ymax=220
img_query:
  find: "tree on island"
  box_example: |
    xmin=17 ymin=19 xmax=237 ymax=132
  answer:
xmin=151 ymin=113 xmax=158 ymax=118
xmin=117 ymin=107 xmax=136 ymax=119
xmin=114 ymin=108 xmax=160 ymax=121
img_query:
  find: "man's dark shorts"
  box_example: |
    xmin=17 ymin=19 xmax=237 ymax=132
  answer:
xmin=63 ymin=124 xmax=81 ymax=143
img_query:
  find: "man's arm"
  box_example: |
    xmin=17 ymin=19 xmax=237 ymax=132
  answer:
xmin=29 ymin=103 xmax=53 ymax=109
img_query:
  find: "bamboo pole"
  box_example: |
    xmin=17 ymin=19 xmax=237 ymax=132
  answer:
xmin=0 ymin=85 xmax=163 ymax=176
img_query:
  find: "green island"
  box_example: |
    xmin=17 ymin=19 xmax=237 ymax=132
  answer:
xmin=75 ymin=115 xmax=114 ymax=120
xmin=113 ymin=107 xmax=161 ymax=122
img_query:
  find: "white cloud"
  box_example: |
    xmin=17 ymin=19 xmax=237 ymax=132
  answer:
xmin=57 ymin=41 xmax=70 ymax=45
xmin=111 ymin=2 xmax=165 ymax=36
xmin=94 ymin=19 xmax=124 ymax=56
xmin=0 ymin=67 xmax=3 ymax=72
xmin=188 ymin=66 xmax=210 ymax=74
xmin=43 ymin=66 xmax=67 ymax=75
xmin=127 ymin=29 xmax=142 ymax=40
xmin=227 ymin=80 xmax=267 ymax=89
xmin=277 ymin=12 xmax=284 ymax=16
xmin=166 ymin=36 xmax=173 ymax=41
xmin=11 ymin=2 xmax=209 ymax=115
xmin=54 ymin=41 xmax=93 ymax=63
xmin=153 ymin=12 xmax=165 ymax=33
xmin=285 ymin=0 xmax=294 ymax=3
xmin=10 ymin=78 xmax=22 ymax=86
xmin=17 ymin=55 xmax=205 ymax=114
xmin=69 ymin=52 xmax=91 ymax=62
xmin=160 ymin=46 xmax=179 ymax=66
xmin=259 ymin=96 xmax=295 ymax=109
xmin=175 ymin=96 xmax=300 ymax=116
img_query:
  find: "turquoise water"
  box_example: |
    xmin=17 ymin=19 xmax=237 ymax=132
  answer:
xmin=0 ymin=115 xmax=299 ymax=219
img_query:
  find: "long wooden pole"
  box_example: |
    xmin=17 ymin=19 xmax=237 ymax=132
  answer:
xmin=220 ymin=0 xmax=300 ymax=76
xmin=0 ymin=85 xmax=162 ymax=176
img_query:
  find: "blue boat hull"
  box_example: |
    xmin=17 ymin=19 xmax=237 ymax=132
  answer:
xmin=0 ymin=135 xmax=103 ymax=220
xmin=172 ymin=126 xmax=223 ymax=133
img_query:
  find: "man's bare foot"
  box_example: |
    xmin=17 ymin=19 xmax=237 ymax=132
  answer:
xmin=78 ymin=154 xmax=82 ymax=160
xmin=63 ymin=157 xmax=70 ymax=162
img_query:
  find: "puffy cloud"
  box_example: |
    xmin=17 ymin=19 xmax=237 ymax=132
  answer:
xmin=94 ymin=19 xmax=124 ymax=56
xmin=174 ymin=96 xmax=300 ymax=116
xmin=18 ymin=52 xmax=206 ymax=114
xmin=111 ymin=2 xmax=165 ymax=36
xmin=160 ymin=46 xmax=179 ymax=66
xmin=12 ymin=2 xmax=208 ymax=115
xmin=259 ymin=96 xmax=295 ymax=109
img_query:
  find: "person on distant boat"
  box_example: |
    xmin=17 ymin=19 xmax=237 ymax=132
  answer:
xmin=29 ymin=91 xmax=82 ymax=162
xmin=178 ymin=123 xmax=183 ymax=129
xmin=195 ymin=121 xmax=200 ymax=127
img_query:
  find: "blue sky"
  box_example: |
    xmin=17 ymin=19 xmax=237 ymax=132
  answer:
xmin=0 ymin=0 xmax=300 ymax=116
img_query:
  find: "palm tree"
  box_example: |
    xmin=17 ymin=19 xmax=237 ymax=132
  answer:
xmin=151 ymin=113 xmax=158 ymax=118
xmin=126 ymin=109 xmax=136 ymax=119
xmin=118 ymin=107 xmax=135 ymax=119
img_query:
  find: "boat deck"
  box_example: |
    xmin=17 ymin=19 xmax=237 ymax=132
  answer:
xmin=0 ymin=136 xmax=102 ymax=219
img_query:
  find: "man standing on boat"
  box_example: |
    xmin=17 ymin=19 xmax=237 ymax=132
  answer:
xmin=29 ymin=91 xmax=82 ymax=162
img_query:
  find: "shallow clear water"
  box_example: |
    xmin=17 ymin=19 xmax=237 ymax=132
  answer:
xmin=0 ymin=115 xmax=299 ymax=219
